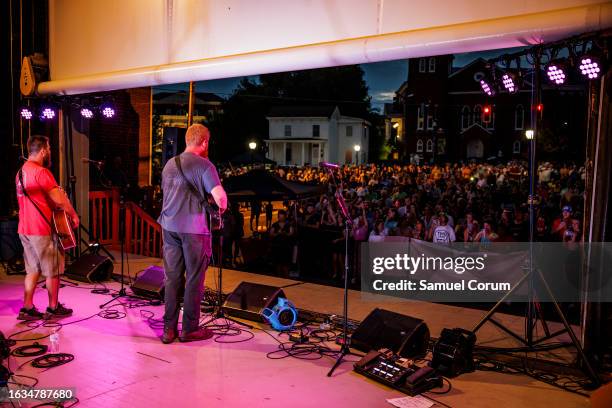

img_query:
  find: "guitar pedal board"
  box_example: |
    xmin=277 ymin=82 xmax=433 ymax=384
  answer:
xmin=354 ymin=349 xmax=443 ymax=396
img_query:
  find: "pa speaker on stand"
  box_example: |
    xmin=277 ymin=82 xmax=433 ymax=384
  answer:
xmin=64 ymin=254 xmax=113 ymax=283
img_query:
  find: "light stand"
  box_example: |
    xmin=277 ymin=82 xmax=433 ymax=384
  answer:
xmin=472 ymin=50 xmax=600 ymax=386
xmin=323 ymin=165 xmax=359 ymax=377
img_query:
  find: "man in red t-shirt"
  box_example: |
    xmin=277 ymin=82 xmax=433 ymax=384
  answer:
xmin=15 ymin=135 xmax=79 ymax=320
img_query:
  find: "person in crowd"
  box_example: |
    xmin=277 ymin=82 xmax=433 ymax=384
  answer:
xmin=250 ymin=200 xmax=262 ymax=232
xmin=265 ymin=201 xmax=273 ymax=230
xmin=551 ymin=205 xmax=575 ymax=241
xmin=474 ymin=219 xmax=498 ymax=244
xmin=432 ymin=214 xmax=456 ymax=243
xmin=269 ymin=209 xmax=295 ymax=277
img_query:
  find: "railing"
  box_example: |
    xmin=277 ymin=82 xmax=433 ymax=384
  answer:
xmin=89 ymin=189 xmax=163 ymax=257
xmin=124 ymin=201 xmax=163 ymax=258
xmin=89 ymin=189 xmax=120 ymax=246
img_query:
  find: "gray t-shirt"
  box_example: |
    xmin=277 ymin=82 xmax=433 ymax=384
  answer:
xmin=157 ymin=152 xmax=221 ymax=235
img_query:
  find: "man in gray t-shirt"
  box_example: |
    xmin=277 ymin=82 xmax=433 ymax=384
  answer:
xmin=157 ymin=124 xmax=227 ymax=344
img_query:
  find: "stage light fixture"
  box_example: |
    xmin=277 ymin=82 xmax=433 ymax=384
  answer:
xmin=40 ymin=106 xmax=57 ymax=120
xmin=501 ymin=72 xmax=519 ymax=94
xmin=479 ymin=79 xmax=495 ymax=96
xmin=80 ymin=107 xmax=94 ymax=119
xmin=100 ymin=102 xmax=116 ymax=118
xmin=545 ymin=60 xmax=567 ymax=85
xmin=579 ymin=55 xmax=602 ymax=79
xmin=20 ymin=107 xmax=34 ymax=120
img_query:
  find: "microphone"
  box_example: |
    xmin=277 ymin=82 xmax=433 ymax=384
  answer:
xmin=320 ymin=162 xmax=340 ymax=169
xmin=82 ymin=158 xmax=104 ymax=167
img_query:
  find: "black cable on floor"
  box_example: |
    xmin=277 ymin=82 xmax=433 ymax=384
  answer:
xmin=11 ymin=343 xmax=48 ymax=357
xmin=30 ymin=353 xmax=74 ymax=369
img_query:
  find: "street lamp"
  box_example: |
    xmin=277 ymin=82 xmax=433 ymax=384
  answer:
xmin=354 ymin=144 xmax=361 ymax=165
xmin=248 ymin=141 xmax=257 ymax=168
xmin=525 ymin=129 xmax=535 ymax=140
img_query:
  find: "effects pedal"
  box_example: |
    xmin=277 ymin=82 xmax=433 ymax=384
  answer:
xmin=354 ymin=349 xmax=443 ymax=396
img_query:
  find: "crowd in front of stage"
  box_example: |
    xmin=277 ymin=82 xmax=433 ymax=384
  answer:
xmin=219 ymin=161 xmax=585 ymax=280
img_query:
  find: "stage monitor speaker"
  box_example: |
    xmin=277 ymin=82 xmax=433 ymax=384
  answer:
xmin=162 ymin=127 xmax=187 ymax=167
xmin=65 ymin=254 xmax=113 ymax=283
xmin=351 ymin=308 xmax=430 ymax=358
xmin=131 ymin=266 xmax=165 ymax=300
xmin=222 ymin=281 xmax=285 ymax=322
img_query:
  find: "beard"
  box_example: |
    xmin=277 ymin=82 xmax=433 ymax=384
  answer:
xmin=43 ymin=152 xmax=52 ymax=168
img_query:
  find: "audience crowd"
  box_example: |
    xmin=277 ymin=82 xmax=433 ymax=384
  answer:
xmin=217 ymin=161 xmax=586 ymax=281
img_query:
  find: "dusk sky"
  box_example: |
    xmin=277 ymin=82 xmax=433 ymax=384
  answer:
xmin=154 ymin=46 xmax=525 ymax=112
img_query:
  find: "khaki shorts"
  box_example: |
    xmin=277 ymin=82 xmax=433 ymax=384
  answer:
xmin=19 ymin=235 xmax=65 ymax=278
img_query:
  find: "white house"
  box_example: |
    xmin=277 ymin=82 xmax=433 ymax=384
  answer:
xmin=265 ymin=106 xmax=369 ymax=167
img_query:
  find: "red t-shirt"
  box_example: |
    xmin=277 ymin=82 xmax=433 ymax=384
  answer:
xmin=16 ymin=161 xmax=58 ymax=236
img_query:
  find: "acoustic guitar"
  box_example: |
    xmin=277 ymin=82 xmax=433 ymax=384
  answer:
xmin=52 ymin=209 xmax=77 ymax=250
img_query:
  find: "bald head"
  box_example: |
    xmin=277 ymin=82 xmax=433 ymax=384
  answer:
xmin=185 ymin=124 xmax=210 ymax=147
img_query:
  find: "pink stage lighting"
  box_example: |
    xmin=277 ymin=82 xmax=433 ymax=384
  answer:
xmin=501 ymin=73 xmax=518 ymax=93
xmin=579 ymin=56 xmax=601 ymax=79
xmin=20 ymin=107 xmax=34 ymax=120
xmin=40 ymin=107 xmax=57 ymax=120
xmin=101 ymin=104 xmax=116 ymax=118
xmin=546 ymin=63 xmax=566 ymax=85
xmin=479 ymin=79 xmax=495 ymax=96
xmin=80 ymin=107 xmax=94 ymax=119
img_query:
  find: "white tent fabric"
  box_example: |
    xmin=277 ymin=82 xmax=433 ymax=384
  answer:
xmin=40 ymin=0 xmax=612 ymax=95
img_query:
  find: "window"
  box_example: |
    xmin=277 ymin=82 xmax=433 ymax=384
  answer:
xmin=513 ymin=140 xmax=521 ymax=154
xmin=426 ymin=111 xmax=435 ymax=130
xmin=461 ymin=106 xmax=471 ymax=129
xmin=419 ymin=58 xmax=427 ymax=73
xmin=515 ymin=105 xmax=525 ymax=130
xmin=437 ymin=138 xmax=446 ymax=154
xmin=416 ymin=139 xmax=424 ymax=152
xmin=285 ymin=144 xmax=292 ymax=162
xmin=346 ymin=125 xmax=353 ymax=137
xmin=473 ymin=105 xmax=482 ymax=126
xmin=417 ymin=107 xmax=425 ymax=130
xmin=426 ymin=139 xmax=433 ymax=152
xmin=312 ymin=124 xmax=320 ymax=137
xmin=428 ymin=57 xmax=436 ymax=73
xmin=284 ymin=125 xmax=292 ymax=137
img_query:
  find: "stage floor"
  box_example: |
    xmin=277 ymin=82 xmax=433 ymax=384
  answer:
xmin=0 ymin=254 xmax=589 ymax=408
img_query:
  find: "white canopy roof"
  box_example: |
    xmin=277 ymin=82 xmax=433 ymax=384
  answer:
xmin=40 ymin=0 xmax=612 ymax=95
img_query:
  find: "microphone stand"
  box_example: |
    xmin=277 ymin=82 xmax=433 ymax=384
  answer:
xmin=324 ymin=165 xmax=358 ymax=377
xmin=100 ymin=195 xmax=128 ymax=308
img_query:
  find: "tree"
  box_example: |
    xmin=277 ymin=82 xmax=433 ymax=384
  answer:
xmin=210 ymin=66 xmax=374 ymax=161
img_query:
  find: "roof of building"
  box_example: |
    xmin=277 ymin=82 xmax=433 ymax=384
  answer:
xmin=267 ymin=105 xmax=338 ymax=118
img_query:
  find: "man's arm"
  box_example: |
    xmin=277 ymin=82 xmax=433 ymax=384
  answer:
xmin=210 ymin=185 xmax=227 ymax=214
xmin=48 ymin=187 xmax=80 ymax=227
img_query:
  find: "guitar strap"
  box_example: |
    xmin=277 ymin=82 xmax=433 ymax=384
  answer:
xmin=18 ymin=166 xmax=55 ymax=233
xmin=174 ymin=155 xmax=218 ymax=218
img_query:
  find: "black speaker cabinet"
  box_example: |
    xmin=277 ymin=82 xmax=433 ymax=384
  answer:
xmin=65 ymin=254 xmax=114 ymax=283
xmin=222 ymin=281 xmax=285 ymax=322
xmin=351 ymin=308 xmax=430 ymax=358
xmin=131 ymin=266 xmax=165 ymax=300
